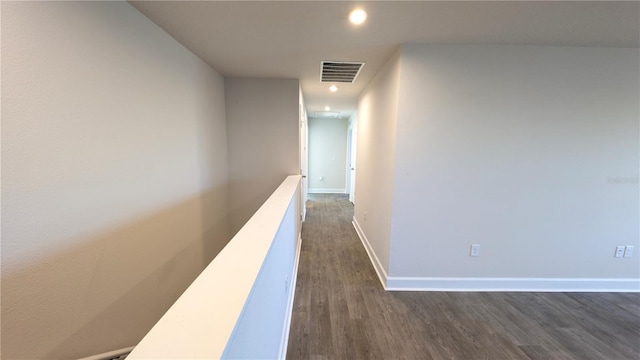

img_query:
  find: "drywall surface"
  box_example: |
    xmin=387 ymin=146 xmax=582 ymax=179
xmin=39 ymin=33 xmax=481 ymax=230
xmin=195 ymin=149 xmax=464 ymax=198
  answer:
xmin=1 ymin=2 xmax=230 ymax=359
xmin=308 ymin=117 xmax=348 ymax=193
xmin=389 ymin=44 xmax=639 ymax=280
xmin=354 ymin=50 xmax=402 ymax=275
xmin=225 ymin=78 xmax=300 ymax=234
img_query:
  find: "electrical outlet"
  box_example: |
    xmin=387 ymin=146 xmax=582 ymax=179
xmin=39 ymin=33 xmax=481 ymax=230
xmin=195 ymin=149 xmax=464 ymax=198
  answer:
xmin=615 ymin=246 xmax=625 ymax=258
xmin=470 ymin=244 xmax=480 ymax=257
xmin=624 ymin=246 xmax=634 ymax=258
xmin=363 ymin=211 xmax=367 ymax=222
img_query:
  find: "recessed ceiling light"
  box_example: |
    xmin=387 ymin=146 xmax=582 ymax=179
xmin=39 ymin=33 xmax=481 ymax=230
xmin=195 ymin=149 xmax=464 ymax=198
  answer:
xmin=349 ymin=9 xmax=367 ymax=25
xmin=324 ymin=106 xmax=331 ymax=111
xmin=329 ymin=85 xmax=338 ymax=92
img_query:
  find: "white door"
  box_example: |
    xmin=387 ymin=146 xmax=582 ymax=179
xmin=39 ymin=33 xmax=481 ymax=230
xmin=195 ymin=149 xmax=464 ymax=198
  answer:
xmin=346 ymin=128 xmax=353 ymax=196
xmin=348 ymin=116 xmax=357 ymax=204
xmin=299 ymin=104 xmax=309 ymax=220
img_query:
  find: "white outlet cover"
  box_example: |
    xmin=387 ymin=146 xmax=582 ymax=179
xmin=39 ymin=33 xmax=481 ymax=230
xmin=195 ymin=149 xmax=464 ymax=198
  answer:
xmin=615 ymin=246 xmax=626 ymax=258
xmin=624 ymin=246 xmax=634 ymax=258
xmin=470 ymin=244 xmax=480 ymax=257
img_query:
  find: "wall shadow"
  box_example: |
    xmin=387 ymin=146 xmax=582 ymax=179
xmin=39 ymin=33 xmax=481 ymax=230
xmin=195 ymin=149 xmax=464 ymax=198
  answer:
xmin=1 ymin=187 xmax=231 ymax=360
xmin=228 ymin=174 xmax=289 ymax=236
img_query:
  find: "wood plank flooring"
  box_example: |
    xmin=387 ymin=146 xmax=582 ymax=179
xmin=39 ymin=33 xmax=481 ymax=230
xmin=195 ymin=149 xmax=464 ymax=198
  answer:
xmin=286 ymin=194 xmax=640 ymax=360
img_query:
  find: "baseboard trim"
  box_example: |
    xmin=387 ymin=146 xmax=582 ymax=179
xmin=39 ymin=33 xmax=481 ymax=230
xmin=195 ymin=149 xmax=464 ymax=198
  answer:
xmin=308 ymin=188 xmax=346 ymax=194
xmin=278 ymin=233 xmax=303 ymax=359
xmin=352 ymin=217 xmax=388 ymax=289
xmin=351 ymin=219 xmax=639 ymax=293
xmin=386 ymin=277 xmax=640 ymax=292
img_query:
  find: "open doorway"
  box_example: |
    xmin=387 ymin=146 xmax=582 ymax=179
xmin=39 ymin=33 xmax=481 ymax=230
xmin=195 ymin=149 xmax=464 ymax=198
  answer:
xmin=306 ymin=112 xmax=357 ymax=203
xmin=307 ymin=117 xmax=348 ymax=194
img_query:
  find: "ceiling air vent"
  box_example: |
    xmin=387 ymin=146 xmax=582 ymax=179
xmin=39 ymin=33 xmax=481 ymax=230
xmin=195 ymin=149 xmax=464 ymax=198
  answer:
xmin=320 ymin=61 xmax=365 ymax=84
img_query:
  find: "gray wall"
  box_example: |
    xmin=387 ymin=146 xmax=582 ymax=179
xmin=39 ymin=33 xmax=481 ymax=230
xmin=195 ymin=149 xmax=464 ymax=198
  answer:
xmin=356 ymin=44 xmax=639 ymax=289
xmin=308 ymin=117 xmax=348 ymax=193
xmin=225 ymin=78 xmax=300 ymax=234
xmin=2 ymin=2 xmax=230 ymax=359
xmin=389 ymin=44 xmax=639 ymax=280
xmin=354 ymin=50 xmax=402 ymax=274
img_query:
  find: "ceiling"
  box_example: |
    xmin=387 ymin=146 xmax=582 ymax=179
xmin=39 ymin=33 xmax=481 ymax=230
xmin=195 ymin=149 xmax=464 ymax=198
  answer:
xmin=130 ymin=1 xmax=639 ymax=118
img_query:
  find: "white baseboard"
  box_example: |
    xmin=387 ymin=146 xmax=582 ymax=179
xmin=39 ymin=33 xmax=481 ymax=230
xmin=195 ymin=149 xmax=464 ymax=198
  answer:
xmin=352 ymin=217 xmax=388 ymax=289
xmin=351 ymin=218 xmax=639 ymax=293
xmin=308 ymin=188 xmax=346 ymax=194
xmin=386 ymin=277 xmax=640 ymax=292
xmin=278 ymin=233 xmax=303 ymax=360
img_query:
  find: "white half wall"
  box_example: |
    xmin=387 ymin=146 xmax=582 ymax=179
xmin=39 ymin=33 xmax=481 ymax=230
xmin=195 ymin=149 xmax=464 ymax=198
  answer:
xmin=222 ymin=178 xmax=301 ymax=360
xmin=308 ymin=117 xmax=348 ymax=193
xmin=128 ymin=177 xmax=302 ymax=360
xmin=389 ymin=44 xmax=639 ymax=286
xmin=2 ymin=2 xmax=230 ymax=359
xmin=354 ymin=50 xmax=402 ymax=276
xmin=225 ymin=78 xmax=300 ymax=234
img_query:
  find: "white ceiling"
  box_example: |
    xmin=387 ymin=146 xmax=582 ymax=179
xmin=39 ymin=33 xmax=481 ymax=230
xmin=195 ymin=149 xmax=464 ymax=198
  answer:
xmin=130 ymin=1 xmax=639 ymax=118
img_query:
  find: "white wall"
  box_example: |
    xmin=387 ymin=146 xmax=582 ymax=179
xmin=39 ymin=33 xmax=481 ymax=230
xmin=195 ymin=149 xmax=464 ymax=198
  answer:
xmin=1 ymin=2 xmax=230 ymax=359
xmin=225 ymin=78 xmax=300 ymax=235
xmin=308 ymin=118 xmax=348 ymax=193
xmin=353 ymin=50 xmax=402 ymax=277
xmin=388 ymin=44 xmax=639 ymax=287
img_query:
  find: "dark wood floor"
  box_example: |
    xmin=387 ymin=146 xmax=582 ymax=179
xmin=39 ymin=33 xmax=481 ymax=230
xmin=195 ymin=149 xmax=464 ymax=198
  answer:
xmin=287 ymin=194 xmax=640 ymax=360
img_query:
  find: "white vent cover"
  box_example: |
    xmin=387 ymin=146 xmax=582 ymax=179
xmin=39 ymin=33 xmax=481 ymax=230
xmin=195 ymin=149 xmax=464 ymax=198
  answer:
xmin=320 ymin=61 xmax=365 ymax=83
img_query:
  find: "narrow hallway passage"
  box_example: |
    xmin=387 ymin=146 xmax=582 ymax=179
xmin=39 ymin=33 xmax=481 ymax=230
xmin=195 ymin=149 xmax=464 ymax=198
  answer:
xmin=286 ymin=194 xmax=640 ymax=360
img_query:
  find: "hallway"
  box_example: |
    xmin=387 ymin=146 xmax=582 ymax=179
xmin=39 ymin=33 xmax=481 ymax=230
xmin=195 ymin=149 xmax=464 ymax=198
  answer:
xmin=286 ymin=194 xmax=640 ymax=360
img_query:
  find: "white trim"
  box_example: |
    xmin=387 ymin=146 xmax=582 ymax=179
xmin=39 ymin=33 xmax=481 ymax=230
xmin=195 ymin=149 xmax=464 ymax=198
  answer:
xmin=308 ymin=188 xmax=346 ymax=194
xmin=385 ymin=277 xmax=640 ymax=292
xmin=351 ymin=216 xmax=639 ymax=293
xmin=352 ymin=217 xmax=388 ymax=289
xmin=278 ymin=233 xmax=303 ymax=359
xmin=77 ymin=346 xmax=135 ymax=360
